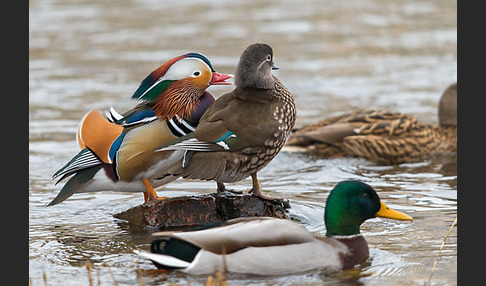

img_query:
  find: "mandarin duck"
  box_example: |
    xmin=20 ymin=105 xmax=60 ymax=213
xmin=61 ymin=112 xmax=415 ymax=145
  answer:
xmin=134 ymin=180 xmax=413 ymax=275
xmin=48 ymin=53 xmax=233 ymax=206
xmin=285 ymin=83 xmax=457 ymax=165
xmin=151 ymin=43 xmax=296 ymax=202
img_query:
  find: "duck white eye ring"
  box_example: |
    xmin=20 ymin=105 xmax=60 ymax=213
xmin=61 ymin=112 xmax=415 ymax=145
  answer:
xmin=266 ymin=55 xmax=272 ymax=61
xmin=192 ymin=70 xmax=201 ymax=77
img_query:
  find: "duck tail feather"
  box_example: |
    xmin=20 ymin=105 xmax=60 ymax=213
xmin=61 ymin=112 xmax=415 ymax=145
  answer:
xmin=47 ymin=165 xmax=102 ymax=207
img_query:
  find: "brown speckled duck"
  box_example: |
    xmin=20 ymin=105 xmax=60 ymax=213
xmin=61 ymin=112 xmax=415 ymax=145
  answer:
xmin=154 ymin=43 xmax=296 ymax=201
xmin=285 ymin=83 xmax=457 ymax=164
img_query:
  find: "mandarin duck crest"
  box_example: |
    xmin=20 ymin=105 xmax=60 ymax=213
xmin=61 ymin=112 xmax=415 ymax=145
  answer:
xmin=131 ymin=52 xmax=232 ymax=120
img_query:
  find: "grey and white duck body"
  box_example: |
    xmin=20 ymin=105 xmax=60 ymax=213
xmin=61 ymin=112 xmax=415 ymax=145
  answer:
xmin=135 ymin=181 xmax=413 ymax=275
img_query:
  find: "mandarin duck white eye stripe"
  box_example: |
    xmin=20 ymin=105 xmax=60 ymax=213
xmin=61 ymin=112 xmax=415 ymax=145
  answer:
xmin=161 ymin=58 xmax=211 ymax=81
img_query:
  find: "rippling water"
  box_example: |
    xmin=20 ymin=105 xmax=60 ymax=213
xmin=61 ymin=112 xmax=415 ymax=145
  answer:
xmin=30 ymin=0 xmax=456 ymax=285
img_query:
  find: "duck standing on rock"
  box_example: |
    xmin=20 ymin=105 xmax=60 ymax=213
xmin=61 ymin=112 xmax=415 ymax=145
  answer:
xmin=134 ymin=180 xmax=413 ymax=275
xmin=49 ymin=53 xmax=233 ymax=206
xmin=285 ymin=83 xmax=457 ymax=164
xmin=153 ymin=43 xmax=296 ymax=202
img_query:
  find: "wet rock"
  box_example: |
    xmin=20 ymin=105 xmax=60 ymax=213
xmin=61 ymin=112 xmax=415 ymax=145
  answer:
xmin=113 ymin=191 xmax=290 ymax=231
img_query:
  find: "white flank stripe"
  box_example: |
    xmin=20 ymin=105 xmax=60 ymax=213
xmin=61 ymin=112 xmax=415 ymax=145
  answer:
xmin=169 ymin=118 xmax=187 ymax=136
xmin=175 ymin=115 xmax=196 ymax=131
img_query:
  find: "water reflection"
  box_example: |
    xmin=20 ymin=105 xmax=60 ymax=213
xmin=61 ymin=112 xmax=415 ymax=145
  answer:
xmin=30 ymin=0 xmax=456 ymax=284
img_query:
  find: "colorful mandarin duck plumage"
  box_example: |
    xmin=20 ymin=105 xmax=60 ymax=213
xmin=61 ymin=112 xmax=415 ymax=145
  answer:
xmin=49 ymin=53 xmax=233 ymax=206
xmin=285 ymin=83 xmax=457 ymax=165
xmin=134 ymin=181 xmax=412 ymax=275
xmin=152 ymin=43 xmax=296 ymax=201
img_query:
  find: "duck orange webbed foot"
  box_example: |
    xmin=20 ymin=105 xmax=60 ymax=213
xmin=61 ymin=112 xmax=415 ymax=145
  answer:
xmin=142 ymin=194 xmax=168 ymax=204
xmin=216 ymin=182 xmax=243 ymax=195
xmin=247 ymin=173 xmax=290 ymax=207
xmin=248 ymin=187 xmax=290 ymax=208
xmin=142 ymin=178 xmax=168 ymax=204
xmin=143 ymin=195 xmax=168 ymax=204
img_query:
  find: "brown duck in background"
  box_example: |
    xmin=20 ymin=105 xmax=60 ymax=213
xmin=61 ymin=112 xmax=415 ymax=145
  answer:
xmin=285 ymin=83 xmax=457 ymax=165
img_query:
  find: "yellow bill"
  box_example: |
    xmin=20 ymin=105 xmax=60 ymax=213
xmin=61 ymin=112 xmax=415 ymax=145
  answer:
xmin=376 ymin=201 xmax=413 ymax=221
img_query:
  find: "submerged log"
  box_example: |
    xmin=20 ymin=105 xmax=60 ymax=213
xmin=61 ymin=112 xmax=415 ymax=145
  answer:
xmin=113 ymin=191 xmax=290 ymax=231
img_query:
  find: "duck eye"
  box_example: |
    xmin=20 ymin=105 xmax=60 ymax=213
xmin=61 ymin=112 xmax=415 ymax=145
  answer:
xmin=362 ymin=192 xmax=370 ymax=199
xmin=267 ymin=55 xmax=272 ymax=61
xmin=192 ymin=70 xmax=201 ymax=77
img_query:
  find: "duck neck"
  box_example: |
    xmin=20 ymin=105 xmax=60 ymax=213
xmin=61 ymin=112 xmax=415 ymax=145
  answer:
xmin=326 ymin=225 xmax=361 ymax=237
xmin=235 ymin=86 xmax=274 ymax=103
xmin=325 ymin=210 xmax=363 ymax=237
xmin=333 ymin=235 xmax=369 ymax=269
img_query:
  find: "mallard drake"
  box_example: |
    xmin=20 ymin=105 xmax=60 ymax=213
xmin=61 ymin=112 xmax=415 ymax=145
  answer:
xmin=285 ymin=83 xmax=457 ymax=164
xmin=48 ymin=52 xmax=233 ymax=206
xmin=151 ymin=43 xmax=296 ymax=201
xmin=134 ymin=180 xmax=413 ymax=275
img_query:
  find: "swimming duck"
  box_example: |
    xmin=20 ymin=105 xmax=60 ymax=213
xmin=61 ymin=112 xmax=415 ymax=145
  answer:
xmin=151 ymin=43 xmax=296 ymax=202
xmin=49 ymin=53 xmax=233 ymax=206
xmin=134 ymin=180 xmax=413 ymax=275
xmin=284 ymin=83 xmax=457 ymax=164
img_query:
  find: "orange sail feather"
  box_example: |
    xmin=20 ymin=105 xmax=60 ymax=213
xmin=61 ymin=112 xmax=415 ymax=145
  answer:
xmin=76 ymin=109 xmax=123 ymax=163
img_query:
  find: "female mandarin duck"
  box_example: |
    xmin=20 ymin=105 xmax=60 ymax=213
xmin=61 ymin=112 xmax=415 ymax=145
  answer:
xmin=152 ymin=43 xmax=296 ymax=201
xmin=285 ymin=83 xmax=457 ymax=164
xmin=134 ymin=181 xmax=413 ymax=275
xmin=49 ymin=53 xmax=233 ymax=206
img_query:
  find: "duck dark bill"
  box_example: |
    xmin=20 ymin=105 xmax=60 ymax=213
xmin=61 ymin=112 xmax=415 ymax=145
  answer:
xmin=210 ymin=72 xmax=234 ymax=85
xmin=376 ymin=201 xmax=413 ymax=221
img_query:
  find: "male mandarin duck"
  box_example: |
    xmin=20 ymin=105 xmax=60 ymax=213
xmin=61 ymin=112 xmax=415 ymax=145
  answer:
xmin=285 ymin=83 xmax=457 ymax=164
xmin=151 ymin=43 xmax=296 ymax=201
xmin=48 ymin=52 xmax=233 ymax=206
xmin=134 ymin=180 xmax=413 ymax=275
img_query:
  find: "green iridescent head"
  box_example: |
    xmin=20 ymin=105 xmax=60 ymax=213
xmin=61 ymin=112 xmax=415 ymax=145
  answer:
xmin=324 ymin=181 xmax=412 ymax=236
